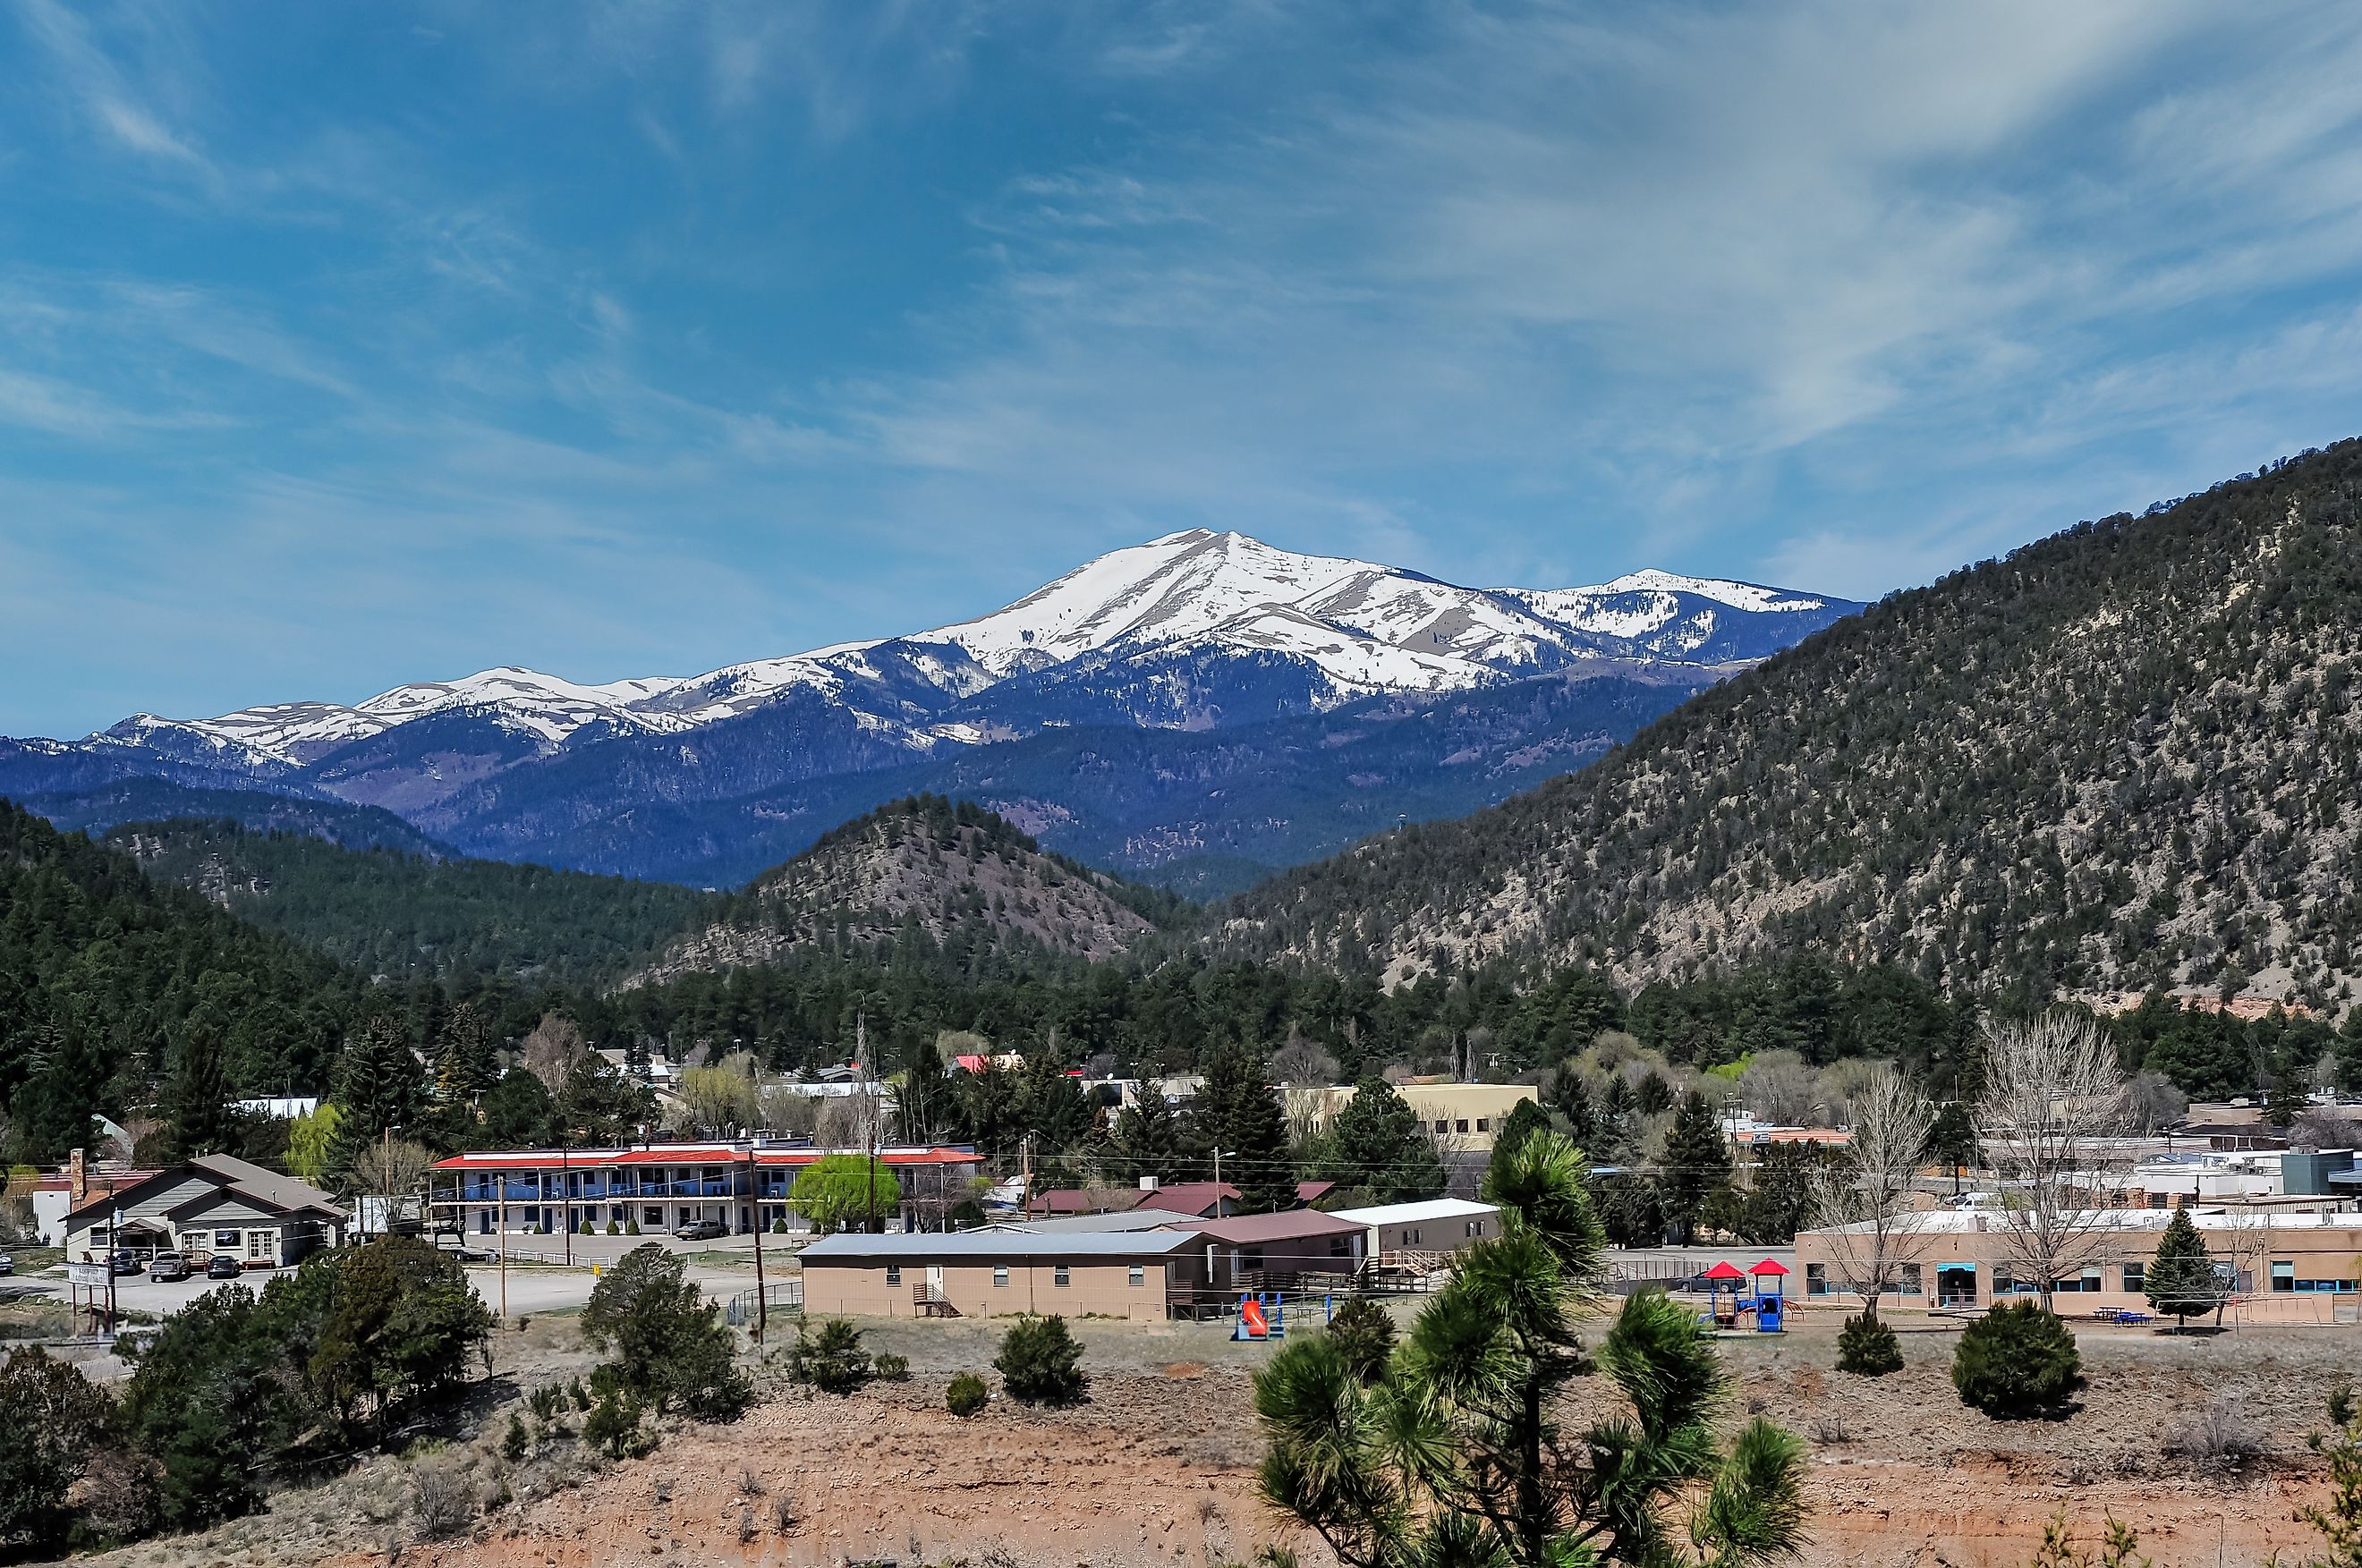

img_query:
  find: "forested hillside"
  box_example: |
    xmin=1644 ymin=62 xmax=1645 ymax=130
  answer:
xmin=106 ymin=817 xmax=719 ymax=984
xmin=1215 ymin=441 xmax=2362 ymax=1010
xmin=0 ymin=801 xmax=361 ymax=1159
xmin=635 ymin=795 xmax=1181 ymax=984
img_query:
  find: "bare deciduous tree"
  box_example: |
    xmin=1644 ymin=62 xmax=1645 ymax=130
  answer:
xmin=1739 ymin=1050 xmax=1820 ymax=1126
xmin=521 ymin=1013 xmax=589 ymax=1096
xmin=2123 ymin=1070 xmax=2189 ymax=1135
xmin=815 ymin=1087 xmax=884 ymax=1151
xmin=348 ymin=1136 xmax=435 ymax=1223
xmin=1975 ymin=1013 xmax=2128 ymax=1309
xmin=1810 ymin=1065 xmax=1935 ymax=1318
xmin=1270 ymin=1031 xmax=1342 ymax=1089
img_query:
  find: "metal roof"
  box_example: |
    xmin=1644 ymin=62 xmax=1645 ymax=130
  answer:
xmin=800 ymin=1230 xmax=1201 ymax=1262
xmin=1330 ymin=1198 xmax=1499 ymax=1226
xmin=1185 ymin=1210 xmax=1367 ymax=1244
xmin=1005 ymin=1210 xmax=1185 ymax=1233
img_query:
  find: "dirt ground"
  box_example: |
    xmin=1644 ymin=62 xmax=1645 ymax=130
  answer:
xmin=69 ymin=1306 xmax=2360 ymax=1568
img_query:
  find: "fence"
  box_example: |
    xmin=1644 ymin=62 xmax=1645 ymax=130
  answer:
xmin=724 ymin=1280 xmax=803 ymax=1326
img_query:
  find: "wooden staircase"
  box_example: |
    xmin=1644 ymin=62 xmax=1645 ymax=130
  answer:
xmin=913 ymin=1283 xmax=961 ymax=1318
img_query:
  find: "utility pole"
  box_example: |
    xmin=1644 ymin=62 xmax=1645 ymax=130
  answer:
xmin=106 ymin=1206 xmax=120 ymax=1338
xmin=860 ymin=1011 xmax=879 ymax=1233
xmin=497 ymin=1173 xmax=508 ymax=1321
xmin=382 ymin=1123 xmax=393 ymax=1239
xmin=746 ymin=1146 xmax=767 ymax=1344
xmin=561 ymin=1134 xmax=571 ymax=1267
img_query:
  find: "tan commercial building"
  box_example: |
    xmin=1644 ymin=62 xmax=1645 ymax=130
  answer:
xmin=1794 ymin=1208 xmax=2362 ymax=1325
xmin=799 ymin=1230 xmax=1203 ymax=1321
xmin=1292 ymin=1082 xmax=1539 ymax=1152
xmin=1331 ymin=1197 xmax=1500 ymax=1259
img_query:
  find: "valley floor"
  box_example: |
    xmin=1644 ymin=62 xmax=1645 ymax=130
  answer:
xmin=72 ymin=1308 xmax=2354 ymax=1568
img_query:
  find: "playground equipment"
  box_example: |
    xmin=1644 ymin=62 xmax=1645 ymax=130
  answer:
xmin=1233 ymin=1292 xmax=1287 ymax=1341
xmin=1698 ymin=1259 xmax=1788 ymax=1332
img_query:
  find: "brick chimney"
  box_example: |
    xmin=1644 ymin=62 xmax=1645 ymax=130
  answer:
xmin=69 ymin=1148 xmax=87 ymax=1210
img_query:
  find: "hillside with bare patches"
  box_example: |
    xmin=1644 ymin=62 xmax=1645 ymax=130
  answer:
xmin=632 ymin=795 xmax=1162 ymax=982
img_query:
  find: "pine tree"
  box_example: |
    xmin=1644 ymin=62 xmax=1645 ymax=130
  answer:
xmin=1485 ymin=1097 xmax=1555 ymax=1196
xmin=434 ymin=1002 xmax=497 ymax=1101
xmin=1548 ymin=1068 xmax=1598 ymax=1151
xmin=1658 ymin=1090 xmax=1732 ymax=1246
xmin=1109 ymin=1091 xmax=1186 ymax=1184
xmin=1926 ymin=1100 xmax=1978 ymax=1193
xmin=161 ymin=1026 xmax=236 ymax=1161
xmin=2143 ymin=1208 xmax=2221 ymax=1330
xmin=1319 ymin=1078 xmax=1447 ymax=1203
xmin=1194 ymin=1040 xmax=1296 ymax=1213
xmin=327 ymin=1014 xmax=425 ymax=1181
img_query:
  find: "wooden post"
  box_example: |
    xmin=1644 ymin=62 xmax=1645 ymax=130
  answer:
xmin=747 ymin=1146 xmax=767 ymax=1344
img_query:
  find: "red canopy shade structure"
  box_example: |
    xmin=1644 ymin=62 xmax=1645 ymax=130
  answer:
xmin=1748 ymin=1259 xmax=1789 ymax=1276
xmin=1701 ymin=1261 xmax=1747 ymax=1281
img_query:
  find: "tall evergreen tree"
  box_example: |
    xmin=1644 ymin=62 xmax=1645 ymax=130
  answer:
xmin=1017 ymin=1047 xmax=1093 ymax=1156
xmin=1658 ymin=1090 xmax=1732 ymax=1246
xmin=6 ymin=1013 xmax=105 ymax=1164
xmin=1318 ymin=1078 xmax=1447 ymax=1204
xmin=1548 ymin=1068 xmax=1598 ymax=1151
xmin=2143 ymin=1208 xmax=2221 ymax=1330
xmin=433 ymin=1002 xmax=497 ymax=1102
xmin=1109 ymin=1091 xmax=1187 ymax=1185
xmin=1194 ymin=1040 xmax=1296 ymax=1212
xmin=161 ymin=1026 xmax=236 ymax=1162
xmin=1925 ymin=1100 xmax=1978 ymax=1193
xmin=327 ymin=1014 xmax=425 ymax=1180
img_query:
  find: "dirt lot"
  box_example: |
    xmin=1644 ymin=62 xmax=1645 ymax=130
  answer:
xmin=71 ymin=1305 xmax=2359 ymax=1568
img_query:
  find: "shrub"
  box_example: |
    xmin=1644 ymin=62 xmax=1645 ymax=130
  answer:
xmin=582 ymin=1386 xmax=653 ymax=1460
xmin=788 ymin=1317 xmax=872 ymax=1395
xmin=409 ymin=1459 xmax=474 ymax=1538
xmin=1323 ymin=1296 xmax=1397 ymax=1382
xmin=994 ymin=1315 xmax=1087 ymax=1405
xmin=0 ymin=1344 xmax=112 ymax=1557
xmin=1836 ymin=1310 xmax=1903 ymax=1377
xmin=946 ymin=1372 xmax=990 ymax=1417
xmin=567 ymin=1377 xmax=590 ymax=1411
xmin=1952 ymin=1301 xmax=2083 ymax=1420
xmin=580 ymin=1218 xmax=595 ymax=1235
xmin=502 ymin=1413 xmax=529 ymax=1462
xmin=626 ymin=1218 xmax=641 ymax=1235
xmin=579 ymin=1243 xmax=752 ymax=1420
xmin=528 ymin=1384 xmax=563 ymax=1420
xmin=770 ymin=1218 xmax=788 ymax=1234
xmin=872 ymin=1352 xmax=910 ymax=1382
xmin=607 ymin=1218 xmax=621 ymax=1235
xmin=2164 ymin=1391 xmax=2263 ymax=1473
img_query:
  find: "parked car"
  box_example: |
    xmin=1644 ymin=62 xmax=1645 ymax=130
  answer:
xmin=0 ymin=1253 xmax=13 ymax=1276
xmin=205 ymin=1254 xmax=243 ymax=1279
xmin=108 ymin=1250 xmax=142 ymax=1276
xmin=149 ymin=1251 xmax=191 ymax=1282
xmin=674 ymin=1220 xmax=729 ymax=1241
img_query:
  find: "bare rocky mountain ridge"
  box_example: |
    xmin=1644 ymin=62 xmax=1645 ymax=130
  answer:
xmin=1215 ymin=440 xmax=2362 ymax=1010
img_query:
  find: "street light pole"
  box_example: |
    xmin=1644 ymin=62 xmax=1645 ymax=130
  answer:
xmin=497 ymin=1173 xmax=508 ymax=1321
xmin=746 ymin=1146 xmax=767 ymax=1345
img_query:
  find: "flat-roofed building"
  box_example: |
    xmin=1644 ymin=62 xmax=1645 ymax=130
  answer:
xmin=1794 ymin=1207 xmax=2362 ymax=1324
xmin=800 ymin=1230 xmax=1203 ymax=1321
xmin=1331 ymin=1197 xmax=1500 ymax=1258
xmin=1288 ymin=1082 xmax=1539 ymax=1152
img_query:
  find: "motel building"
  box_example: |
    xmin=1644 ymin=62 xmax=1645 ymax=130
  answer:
xmin=428 ymin=1142 xmax=981 ymax=1236
xmin=1793 ymin=1207 xmax=2362 ymax=1325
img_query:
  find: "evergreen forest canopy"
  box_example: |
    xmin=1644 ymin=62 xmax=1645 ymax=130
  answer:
xmin=1215 ymin=439 xmax=2362 ymax=1013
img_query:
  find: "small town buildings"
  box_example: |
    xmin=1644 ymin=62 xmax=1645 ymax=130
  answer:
xmin=62 ymin=1154 xmax=345 ymax=1266
xmin=1330 ymin=1197 xmax=1500 ymax=1258
xmin=1024 ymin=1187 xmax=1143 ymax=1217
xmin=1185 ymin=1209 xmax=1366 ymax=1285
xmin=1134 ymin=1179 xmax=1334 ymax=1219
xmin=1793 ymin=1207 xmax=2362 ymax=1324
xmin=800 ymin=1230 xmax=1203 ymax=1321
xmin=428 ymin=1142 xmax=982 ymax=1236
xmin=1291 ymin=1082 xmax=1540 ymax=1153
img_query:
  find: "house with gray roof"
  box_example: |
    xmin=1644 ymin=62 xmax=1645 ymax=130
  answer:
xmin=64 ymin=1153 xmax=347 ymax=1267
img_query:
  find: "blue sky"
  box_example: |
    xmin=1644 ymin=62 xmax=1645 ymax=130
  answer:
xmin=6 ymin=2 xmax=2362 ymax=738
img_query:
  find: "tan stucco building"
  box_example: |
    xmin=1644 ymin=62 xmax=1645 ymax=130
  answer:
xmin=1291 ymin=1082 xmax=1539 ymax=1152
xmin=1793 ymin=1208 xmax=2362 ymax=1325
xmin=799 ymin=1230 xmax=1203 ymax=1321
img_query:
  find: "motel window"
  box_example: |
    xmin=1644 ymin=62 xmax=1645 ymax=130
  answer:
xmin=886 ymin=1266 xmax=902 ymax=1286
xmin=2273 ymin=1260 xmax=2296 ymax=1292
xmin=2121 ymin=1262 xmax=2145 ymax=1293
xmin=643 ymin=1208 xmax=662 ymax=1228
xmin=993 ymin=1267 xmax=1010 ymax=1287
xmin=1805 ymin=1262 xmax=1829 ymax=1296
xmin=1054 ymin=1265 xmax=1071 ymax=1287
xmin=1128 ymin=1266 xmax=1145 ymax=1287
xmin=1898 ymin=1263 xmax=1922 ymax=1296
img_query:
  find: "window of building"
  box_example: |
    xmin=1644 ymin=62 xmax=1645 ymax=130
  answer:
xmin=1455 ymin=1119 xmax=1471 ymax=1134
xmin=1475 ymin=1118 xmax=1490 ymax=1132
xmin=643 ymin=1208 xmax=662 ymax=1228
xmin=993 ymin=1267 xmax=1010 ymax=1287
xmin=2272 ymin=1259 xmax=2296 ymax=1292
xmin=1330 ymin=1236 xmax=1351 ymax=1257
xmin=2054 ymin=1266 xmax=2103 ymax=1293
xmin=1432 ymin=1119 xmax=1449 ymax=1133
xmin=1467 ymin=1219 xmax=1483 ymax=1238
xmin=1054 ymin=1265 xmax=1071 ymax=1286
xmin=886 ymin=1265 xmax=902 ymax=1286
xmin=2121 ymin=1262 xmax=2145 ymax=1293
xmin=1805 ymin=1262 xmax=1829 ymax=1296
xmin=1242 ymin=1248 xmax=1265 ymax=1271
xmin=1898 ymin=1263 xmax=1922 ymax=1295
xmin=1128 ymin=1266 xmax=1145 ymax=1287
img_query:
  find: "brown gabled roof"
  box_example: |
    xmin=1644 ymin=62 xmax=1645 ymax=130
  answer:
xmin=1179 ymin=1210 xmax=1367 ymax=1245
